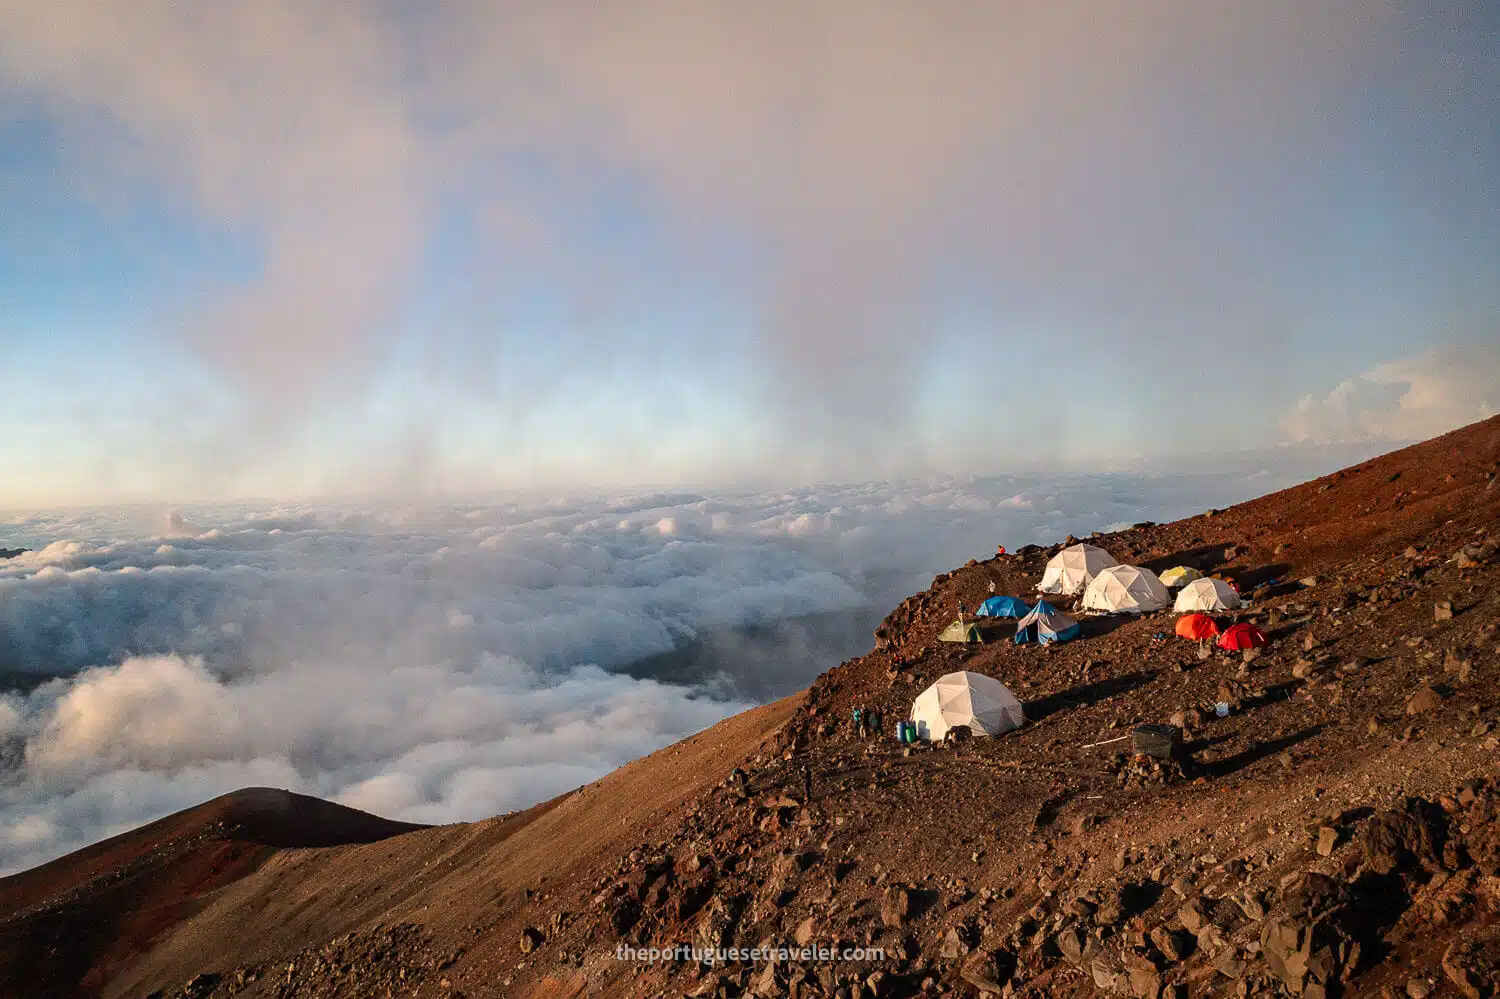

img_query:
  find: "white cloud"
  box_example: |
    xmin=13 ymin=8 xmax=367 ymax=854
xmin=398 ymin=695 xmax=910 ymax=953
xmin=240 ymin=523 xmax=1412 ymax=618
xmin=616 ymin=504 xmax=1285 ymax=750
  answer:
xmin=27 ymin=655 xmax=240 ymax=776
xmin=0 ymin=462 xmax=1366 ymax=873
xmin=1281 ymin=343 xmax=1500 ymax=444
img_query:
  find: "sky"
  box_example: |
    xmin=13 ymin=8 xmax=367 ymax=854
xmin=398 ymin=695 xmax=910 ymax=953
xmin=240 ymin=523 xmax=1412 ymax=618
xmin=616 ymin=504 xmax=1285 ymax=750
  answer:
xmin=1 ymin=1 xmax=1498 ymax=506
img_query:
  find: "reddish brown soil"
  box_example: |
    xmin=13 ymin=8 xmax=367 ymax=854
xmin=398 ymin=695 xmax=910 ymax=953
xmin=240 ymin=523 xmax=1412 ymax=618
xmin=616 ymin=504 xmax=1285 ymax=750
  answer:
xmin=0 ymin=789 xmax=425 ymax=997
xmin=3 ymin=416 xmax=1499 ymax=999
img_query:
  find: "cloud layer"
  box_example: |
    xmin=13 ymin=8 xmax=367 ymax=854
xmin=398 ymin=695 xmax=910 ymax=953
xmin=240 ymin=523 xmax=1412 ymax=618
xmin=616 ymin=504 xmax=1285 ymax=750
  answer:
xmin=0 ymin=459 xmax=1371 ymax=874
xmin=1281 ymin=342 xmax=1500 ymax=444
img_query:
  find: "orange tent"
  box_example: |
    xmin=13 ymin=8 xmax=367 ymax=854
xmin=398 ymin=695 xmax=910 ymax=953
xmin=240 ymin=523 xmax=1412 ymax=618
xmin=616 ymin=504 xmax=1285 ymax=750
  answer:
xmin=1175 ymin=613 xmax=1220 ymax=641
xmin=1217 ymin=622 xmax=1267 ymax=651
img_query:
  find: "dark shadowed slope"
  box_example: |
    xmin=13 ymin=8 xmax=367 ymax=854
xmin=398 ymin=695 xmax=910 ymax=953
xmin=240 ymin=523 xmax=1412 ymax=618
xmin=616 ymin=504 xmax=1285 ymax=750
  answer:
xmin=0 ymin=788 xmax=426 ymax=997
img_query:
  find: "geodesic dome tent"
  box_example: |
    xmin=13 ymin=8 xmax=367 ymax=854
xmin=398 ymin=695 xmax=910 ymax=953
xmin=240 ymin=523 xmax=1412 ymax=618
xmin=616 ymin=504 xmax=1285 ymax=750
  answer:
xmin=1082 ymin=565 xmax=1171 ymax=614
xmin=1173 ymin=577 xmax=1242 ymax=612
xmin=910 ymin=670 xmax=1025 ymax=741
xmin=1037 ymin=544 xmax=1118 ymax=595
xmin=1160 ymin=566 xmax=1203 ymax=588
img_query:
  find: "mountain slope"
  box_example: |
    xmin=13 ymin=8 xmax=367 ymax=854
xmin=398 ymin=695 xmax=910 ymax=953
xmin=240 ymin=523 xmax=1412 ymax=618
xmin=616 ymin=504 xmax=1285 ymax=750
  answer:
xmin=0 ymin=789 xmax=426 ymax=998
xmin=4 ymin=416 xmax=1500 ymax=999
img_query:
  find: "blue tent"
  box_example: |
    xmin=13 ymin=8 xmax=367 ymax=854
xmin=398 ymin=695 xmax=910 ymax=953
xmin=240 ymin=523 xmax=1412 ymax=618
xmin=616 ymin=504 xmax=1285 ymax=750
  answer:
xmin=977 ymin=595 xmax=1031 ymax=618
xmin=1030 ymin=600 xmax=1058 ymax=616
xmin=1014 ymin=607 xmax=1082 ymax=646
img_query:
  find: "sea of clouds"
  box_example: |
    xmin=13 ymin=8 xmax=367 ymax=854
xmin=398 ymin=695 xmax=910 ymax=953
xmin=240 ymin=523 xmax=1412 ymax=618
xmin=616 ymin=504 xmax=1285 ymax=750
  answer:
xmin=0 ymin=457 xmax=1370 ymax=874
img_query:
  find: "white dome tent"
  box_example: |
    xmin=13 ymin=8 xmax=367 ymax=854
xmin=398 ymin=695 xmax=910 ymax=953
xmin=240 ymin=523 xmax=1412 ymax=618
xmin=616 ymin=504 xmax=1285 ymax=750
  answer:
xmin=1173 ymin=576 xmax=1242 ymax=612
xmin=910 ymin=671 xmax=1024 ymax=742
xmin=1037 ymin=544 xmax=1118 ymax=595
xmin=1082 ymin=565 xmax=1171 ymax=614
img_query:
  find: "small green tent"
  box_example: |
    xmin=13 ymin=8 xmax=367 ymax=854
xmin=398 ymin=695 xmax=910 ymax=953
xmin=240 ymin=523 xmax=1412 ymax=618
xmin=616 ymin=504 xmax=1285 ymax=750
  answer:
xmin=938 ymin=619 xmax=983 ymax=643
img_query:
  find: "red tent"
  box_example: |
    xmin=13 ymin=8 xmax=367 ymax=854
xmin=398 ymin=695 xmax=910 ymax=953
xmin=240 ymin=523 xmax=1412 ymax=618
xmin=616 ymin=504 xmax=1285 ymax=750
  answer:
xmin=1217 ymin=622 xmax=1267 ymax=651
xmin=1175 ymin=613 xmax=1220 ymax=641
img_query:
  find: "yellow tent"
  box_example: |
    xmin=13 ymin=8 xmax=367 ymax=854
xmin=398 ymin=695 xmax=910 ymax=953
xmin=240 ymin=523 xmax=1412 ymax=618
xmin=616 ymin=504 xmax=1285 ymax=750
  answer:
xmin=938 ymin=619 xmax=983 ymax=643
xmin=1160 ymin=566 xmax=1203 ymax=588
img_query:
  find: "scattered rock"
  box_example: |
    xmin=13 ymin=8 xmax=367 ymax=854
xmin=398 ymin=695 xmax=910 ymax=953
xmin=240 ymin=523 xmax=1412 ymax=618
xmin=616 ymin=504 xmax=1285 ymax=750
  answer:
xmin=1236 ymin=891 xmax=1267 ymax=921
xmin=960 ymin=949 xmax=1016 ymax=994
xmin=1056 ymin=928 xmax=1087 ymax=966
xmin=1316 ymin=826 xmax=1339 ymax=857
xmin=1443 ymin=931 xmax=1500 ymax=999
xmin=1407 ymin=686 xmax=1445 ymax=715
xmin=1149 ymin=926 xmax=1194 ymax=963
xmin=518 ymin=927 xmax=544 ymax=954
xmin=1435 ymin=601 xmax=1454 ymax=622
xmin=1360 ymin=801 xmax=1443 ymax=874
xmin=1259 ymin=873 xmax=1365 ymax=996
xmin=881 ymin=885 xmax=912 ymax=928
xmin=1177 ymin=899 xmax=1208 ymax=935
xmin=940 ymin=923 xmax=976 ymax=959
xmin=1213 ymin=947 xmax=1246 ymax=979
xmin=795 ymin=917 xmax=817 ymax=947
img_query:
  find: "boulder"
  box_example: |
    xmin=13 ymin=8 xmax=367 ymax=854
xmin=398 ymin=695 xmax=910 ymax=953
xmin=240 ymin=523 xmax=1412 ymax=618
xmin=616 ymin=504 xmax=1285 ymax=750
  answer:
xmin=960 ymin=949 xmax=1016 ymax=994
xmin=795 ymin=917 xmax=817 ymax=947
xmin=1407 ymin=685 xmax=1444 ymax=715
xmin=518 ymin=927 xmax=544 ymax=954
xmin=881 ymin=885 xmax=912 ymax=928
xmin=696 ymin=894 xmax=743 ymax=950
xmin=751 ymin=963 xmax=781 ymax=997
xmin=1176 ymin=899 xmax=1208 ymax=935
xmin=940 ymin=923 xmax=976 ymax=959
xmin=1443 ymin=933 xmax=1500 ymax=999
xmin=1149 ymin=926 xmax=1194 ymax=963
xmin=1127 ymin=966 xmax=1162 ymax=999
xmin=1316 ymin=826 xmax=1339 ymax=857
xmin=1259 ymin=873 xmax=1365 ymax=995
xmin=1360 ymin=801 xmax=1443 ymax=874
xmin=1056 ymin=928 xmax=1087 ymax=966
xmin=1212 ymin=948 xmax=1245 ymax=979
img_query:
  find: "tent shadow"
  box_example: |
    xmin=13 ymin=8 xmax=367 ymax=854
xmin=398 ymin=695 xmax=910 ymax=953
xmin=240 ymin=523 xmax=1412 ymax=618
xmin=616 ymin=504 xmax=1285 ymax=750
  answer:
xmin=1181 ymin=733 xmax=1235 ymax=755
xmin=1024 ymin=670 xmax=1158 ymax=723
xmin=1142 ymin=544 xmax=1236 ymax=575
xmin=1229 ymin=563 xmax=1293 ymax=590
xmin=1238 ymin=680 xmax=1300 ymax=714
xmin=1077 ymin=616 xmax=1135 ymax=640
xmin=1263 ymin=623 xmax=1304 ymax=643
xmin=1194 ymin=724 xmax=1323 ymax=779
